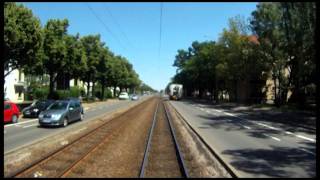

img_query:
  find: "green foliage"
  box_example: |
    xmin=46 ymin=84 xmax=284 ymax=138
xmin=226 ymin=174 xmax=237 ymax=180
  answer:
xmin=170 ymin=2 xmax=315 ymax=106
xmin=33 ymin=87 xmax=49 ymax=100
xmin=4 ymin=2 xmax=43 ymax=78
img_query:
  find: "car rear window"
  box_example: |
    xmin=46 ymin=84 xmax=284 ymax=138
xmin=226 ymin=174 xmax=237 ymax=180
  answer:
xmin=4 ymin=103 xmax=11 ymax=110
xmin=74 ymin=102 xmax=80 ymax=108
xmin=48 ymin=102 xmax=68 ymax=110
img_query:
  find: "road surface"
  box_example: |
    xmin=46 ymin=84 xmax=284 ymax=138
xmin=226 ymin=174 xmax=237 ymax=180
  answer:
xmin=169 ymin=99 xmax=316 ymax=178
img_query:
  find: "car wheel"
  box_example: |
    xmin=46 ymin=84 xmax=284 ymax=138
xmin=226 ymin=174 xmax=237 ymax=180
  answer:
xmin=63 ymin=118 xmax=68 ymax=127
xmin=12 ymin=115 xmax=18 ymax=123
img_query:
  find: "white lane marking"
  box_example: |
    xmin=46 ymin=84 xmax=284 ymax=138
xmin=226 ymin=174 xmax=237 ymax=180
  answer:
xmin=300 ymin=148 xmax=316 ymax=156
xmin=224 ymin=112 xmax=236 ymax=117
xmin=295 ymin=135 xmax=316 ymax=143
xmin=285 ymin=131 xmax=294 ymax=135
xmin=215 ymin=109 xmax=222 ymax=113
xmin=22 ymin=123 xmax=38 ymax=128
xmin=243 ymin=125 xmax=251 ymax=130
xmin=256 ymin=122 xmax=281 ymax=131
xmin=4 ymin=119 xmax=38 ymax=128
xmin=212 ymin=108 xmax=316 ymax=143
xmin=263 ymin=134 xmax=281 ymax=141
xmin=205 ymin=110 xmax=211 ymax=113
xmin=200 ymin=108 xmax=205 ymax=111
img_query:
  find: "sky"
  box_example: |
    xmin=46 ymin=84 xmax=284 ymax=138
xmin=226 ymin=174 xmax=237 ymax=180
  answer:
xmin=22 ymin=2 xmax=258 ymax=91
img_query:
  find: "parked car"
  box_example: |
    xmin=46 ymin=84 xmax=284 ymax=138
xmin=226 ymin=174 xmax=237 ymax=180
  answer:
xmin=65 ymin=97 xmax=84 ymax=114
xmin=118 ymin=92 xmax=129 ymax=100
xmin=38 ymin=99 xmax=84 ymax=127
xmin=131 ymin=94 xmax=139 ymax=101
xmin=4 ymin=101 xmax=20 ymax=123
xmin=22 ymin=99 xmax=55 ymax=118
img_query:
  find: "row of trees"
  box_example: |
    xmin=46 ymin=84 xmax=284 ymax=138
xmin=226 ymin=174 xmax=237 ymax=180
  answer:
xmin=169 ymin=2 xmax=316 ymax=106
xmin=4 ymin=2 xmax=155 ymax=100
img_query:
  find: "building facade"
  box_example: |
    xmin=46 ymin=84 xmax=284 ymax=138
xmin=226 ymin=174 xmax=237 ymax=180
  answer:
xmin=4 ymin=68 xmax=26 ymax=103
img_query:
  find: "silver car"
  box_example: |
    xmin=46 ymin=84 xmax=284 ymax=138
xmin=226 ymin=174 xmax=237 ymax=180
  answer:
xmin=38 ymin=100 xmax=84 ymax=127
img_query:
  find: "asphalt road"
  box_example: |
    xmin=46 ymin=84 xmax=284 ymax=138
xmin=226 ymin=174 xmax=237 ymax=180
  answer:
xmin=169 ymin=99 xmax=316 ymax=178
xmin=4 ymin=96 xmax=150 ymax=154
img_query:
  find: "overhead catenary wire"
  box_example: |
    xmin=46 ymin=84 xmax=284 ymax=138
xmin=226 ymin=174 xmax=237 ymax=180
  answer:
xmin=85 ymin=3 xmax=127 ymax=51
xmin=104 ymin=4 xmax=135 ymax=50
xmin=158 ymin=2 xmax=163 ymax=59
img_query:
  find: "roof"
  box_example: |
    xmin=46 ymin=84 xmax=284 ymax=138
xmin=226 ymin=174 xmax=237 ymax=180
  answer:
xmin=248 ymin=35 xmax=259 ymax=44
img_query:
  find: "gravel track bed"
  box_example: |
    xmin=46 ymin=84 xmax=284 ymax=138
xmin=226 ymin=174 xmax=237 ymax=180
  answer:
xmin=64 ymin=98 xmax=158 ymax=177
xmin=144 ymin=101 xmax=182 ymax=177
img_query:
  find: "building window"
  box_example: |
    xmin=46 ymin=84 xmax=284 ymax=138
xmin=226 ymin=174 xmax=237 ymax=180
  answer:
xmin=18 ymin=70 xmax=21 ymax=81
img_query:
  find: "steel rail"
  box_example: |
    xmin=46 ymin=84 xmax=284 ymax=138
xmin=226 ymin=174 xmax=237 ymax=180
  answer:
xmin=163 ymin=101 xmax=189 ymax=178
xmin=167 ymin=102 xmax=238 ymax=178
xmin=139 ymin=99 xmax=189 ymax=178
xmin=139 ymin=101 xmax=159 ymax=177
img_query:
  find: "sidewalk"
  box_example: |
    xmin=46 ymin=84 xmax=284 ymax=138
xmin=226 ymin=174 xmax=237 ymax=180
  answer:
xmin=82 ymin=99 xmax=120 ymax=110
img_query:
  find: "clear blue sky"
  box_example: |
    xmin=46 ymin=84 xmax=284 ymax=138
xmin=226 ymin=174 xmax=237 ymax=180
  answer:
xmin=22 ymin=2 xmax=258 ymax=91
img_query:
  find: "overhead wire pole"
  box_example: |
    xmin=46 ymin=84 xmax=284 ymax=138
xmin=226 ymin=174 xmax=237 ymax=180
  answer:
xmin=85 ymin=3 xmax=127 ymax=51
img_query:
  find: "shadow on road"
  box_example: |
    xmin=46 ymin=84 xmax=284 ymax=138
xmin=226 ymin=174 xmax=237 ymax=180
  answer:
xmin=222 ymin=145 xmax=316 ymax=177
xmin=180 ymin=99 xmax=316 ymax=135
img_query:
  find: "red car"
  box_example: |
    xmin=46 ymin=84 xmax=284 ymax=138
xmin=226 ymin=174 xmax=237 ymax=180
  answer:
xmin=4 ymin=101 xmax=20 ymax=123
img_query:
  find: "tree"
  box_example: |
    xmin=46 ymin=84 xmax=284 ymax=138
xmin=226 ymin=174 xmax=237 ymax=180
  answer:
xmin=42 ymin=19 xmax=69 ymax=98
xmin=56 ymin=34 xmax=87 ymax=90
xmin=80 ymin=35 xmax=103 ymax=98
xmin=279 ymin=2 xmax=316 ymax=105
xmin=96 ymin=47 xmax=112 ymax=100
xmin=251 ymin=2 xmax=316 ymax=106
xmin=4 ymin=2 xmax=43 ymax=78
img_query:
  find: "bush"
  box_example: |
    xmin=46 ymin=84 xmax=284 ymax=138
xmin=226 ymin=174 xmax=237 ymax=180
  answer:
xmin=105 ymin=88 xmax=113 ymax=99
xmin=70 ymin=86 xmax=83 ymax=98
xmin=34 ymin=87 xmax=49 ymax=100
xmin=56 ymin=90 xmax=70 ymax=99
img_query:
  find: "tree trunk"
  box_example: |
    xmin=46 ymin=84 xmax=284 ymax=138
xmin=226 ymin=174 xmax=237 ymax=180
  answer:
xmin=74 ymin=78 xmax=78 ymax=86
xmin=92 ymin=81 xmax=95 ymax=98
xmin=273 ymin=76 xmax=279 ymax=107
xmin=101 ymin=80 xmax=105 ymax=101
xmin=86 ymin=77 xmax=90 ymax=99
xmin=113 ymin=86 xmax=117 ymax=98
xmin=48 ymin=72 xmax=55 ymax=99
xmin=234 ymin=80 xmax=238 ymax=103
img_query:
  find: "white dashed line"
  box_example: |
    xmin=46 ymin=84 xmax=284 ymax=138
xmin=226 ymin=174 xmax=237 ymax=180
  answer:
xmin=224 ymin=112 xmax=236 ymax=117
xmin=243 ymin=125 xmax=251 ymax=130
xmin=295 ymin=135 xmax=316 ymax=143
xmin=255 ymin=122 xmax=281 ymax=131
xmin=209 ymin=107 xmax=316 ymax=143
xmin=263 ymin=134 xmax=281 ymax=141
xmin=300 ymin=148 xmax=316 ymax=156
xmin=22 ymin=124 xmax=38 ymax=128
xmin=285 ymin=131 xmax=294 ymax=135
xmin=4 ymin=119 xmax=38 ymax=128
